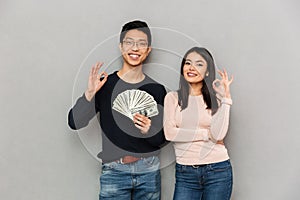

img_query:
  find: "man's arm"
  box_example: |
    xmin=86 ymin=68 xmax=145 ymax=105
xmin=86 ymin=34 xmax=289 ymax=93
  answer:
xmin=143 ymin=85 xmax=168 ymax=147
xmin=68 ymin=62 xmax=108 ymax=130
xmin=68 ymin=94 xmax=97 ymax=130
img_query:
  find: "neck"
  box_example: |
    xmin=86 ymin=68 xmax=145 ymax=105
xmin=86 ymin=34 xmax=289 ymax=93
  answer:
xmin=189 ymin=82 xmax=203 ymax=96
xmin=117 ymin=64 xmax=145 ymax=83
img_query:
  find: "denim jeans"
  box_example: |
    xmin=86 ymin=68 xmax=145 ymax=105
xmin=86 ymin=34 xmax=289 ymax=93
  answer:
xmin=173 ymin=160 xmax=233 ymax=200
xmin=99 ymin=156 xmax=161 ymax=200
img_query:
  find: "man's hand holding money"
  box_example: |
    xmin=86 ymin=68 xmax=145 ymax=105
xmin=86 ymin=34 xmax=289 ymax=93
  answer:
xmin=133 ymin=113 xmax=151 ymax=134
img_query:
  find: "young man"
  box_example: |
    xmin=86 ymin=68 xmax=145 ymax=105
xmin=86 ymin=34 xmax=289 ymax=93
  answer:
xmin=68 ymin=20 xmax=167 ymax=200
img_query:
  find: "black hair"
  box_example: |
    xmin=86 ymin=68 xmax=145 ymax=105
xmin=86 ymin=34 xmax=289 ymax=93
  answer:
xmin=177 ymin=47 xmax=219 ymax=115
xmin=120 ymin=20 xmax=152 ymax=46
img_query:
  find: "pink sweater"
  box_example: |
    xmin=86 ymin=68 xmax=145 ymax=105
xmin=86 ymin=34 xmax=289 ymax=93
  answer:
xmin=163 ymin=91 xmax=232 ymax=165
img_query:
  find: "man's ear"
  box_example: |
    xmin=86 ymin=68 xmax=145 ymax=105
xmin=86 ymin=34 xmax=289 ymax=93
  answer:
xmin=146 ymin=46 xmax=152 ymax=55
xmin=119 ymin=43 xmax=122 ymax=52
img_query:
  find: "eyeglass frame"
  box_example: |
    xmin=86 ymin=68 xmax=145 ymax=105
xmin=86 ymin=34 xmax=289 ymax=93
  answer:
xmin=122 ymin=38 xmax=149 ymax=49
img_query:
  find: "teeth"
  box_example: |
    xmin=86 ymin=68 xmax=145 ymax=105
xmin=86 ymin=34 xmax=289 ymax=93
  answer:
xmin=129 ymin=54 xmax=139 ymax=59
xmin=187 ymin=72 xmax=197 ymax=76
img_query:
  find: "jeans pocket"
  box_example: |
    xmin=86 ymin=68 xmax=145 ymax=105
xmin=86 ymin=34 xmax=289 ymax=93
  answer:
xmin=175 ymin=163 xmax=186 ymax=173
xmin=142 ymin=156 xmax=158 ymax=167
xmin=208 ymin=160 xmax=231 ymax=172
xmin=102 ymin=161 xmax=117 ymax=171
xmin=175 ymin=163 xmax=184 ymax=173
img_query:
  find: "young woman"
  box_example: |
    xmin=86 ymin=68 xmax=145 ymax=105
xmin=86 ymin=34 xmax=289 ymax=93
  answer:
xmin=164 ymin=47 xmax=234 ymax=200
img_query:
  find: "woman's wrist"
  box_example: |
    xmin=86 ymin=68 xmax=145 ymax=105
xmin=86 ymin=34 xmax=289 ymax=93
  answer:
xmin=221 ymin=98 xmax=232 ymax=105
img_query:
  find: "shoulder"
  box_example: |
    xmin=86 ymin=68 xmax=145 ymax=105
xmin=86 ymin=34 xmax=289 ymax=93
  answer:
xmin=99 ymin=71 xmax=118 ymax=87
xmin=166 ymin=91 xmax=178 ymax=98
xmin=107 ymin=71 xmax=118 ymax=81
xmin=165 ymin=91 xmax=178 ymax=102
xmin=95 ymin=71 xmax=118 ymax=98
xmin=98 ymin=71 xmax=117 ymax=83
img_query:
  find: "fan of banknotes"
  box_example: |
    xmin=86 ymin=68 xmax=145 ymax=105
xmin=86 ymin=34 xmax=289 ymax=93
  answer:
xmin=112 ymin=89 xmax=159 ymax=120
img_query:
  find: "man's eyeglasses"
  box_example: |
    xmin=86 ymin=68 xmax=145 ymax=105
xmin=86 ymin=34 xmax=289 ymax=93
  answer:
xmin=122 ymin=39 xmax=148 ymax=49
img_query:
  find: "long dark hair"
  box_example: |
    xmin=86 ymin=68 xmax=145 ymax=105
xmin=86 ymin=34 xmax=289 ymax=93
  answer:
xmin=177 ymin=47 xmax=218 ymax=115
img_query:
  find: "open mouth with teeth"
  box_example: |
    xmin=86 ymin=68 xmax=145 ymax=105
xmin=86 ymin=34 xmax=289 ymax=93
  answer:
xmin=186 ymin=72 xmax=198 ymax=77
xmin=128 ymin=53 xmax=141 ymax=60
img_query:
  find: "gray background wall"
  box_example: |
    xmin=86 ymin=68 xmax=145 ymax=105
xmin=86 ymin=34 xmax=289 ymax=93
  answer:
xmin=1 ymin=0 xmax=299 ymax=199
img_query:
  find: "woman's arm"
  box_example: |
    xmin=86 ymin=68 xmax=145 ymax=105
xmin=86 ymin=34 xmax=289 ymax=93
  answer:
xmin=209 ymin=98 xmax=232 ymax=141
xmin=210 ymin=69 xmax=234 ymax=141
xmin=163 ymin=92 xmax=209 ymax=142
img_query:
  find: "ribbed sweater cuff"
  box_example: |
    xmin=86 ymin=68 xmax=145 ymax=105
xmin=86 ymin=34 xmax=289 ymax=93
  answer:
xmin=221 ymin=98 xmax=232 ymax=105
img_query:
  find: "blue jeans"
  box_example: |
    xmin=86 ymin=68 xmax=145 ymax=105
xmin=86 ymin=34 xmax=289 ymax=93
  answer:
xmin=99 ymin=156 xmax=161 ymax=200
xmin=173 ymin=160 xmax=233 ymax=200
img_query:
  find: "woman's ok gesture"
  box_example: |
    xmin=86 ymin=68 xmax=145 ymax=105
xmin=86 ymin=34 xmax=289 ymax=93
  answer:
xmin=213 ymin=69 xmax=233 ymax=99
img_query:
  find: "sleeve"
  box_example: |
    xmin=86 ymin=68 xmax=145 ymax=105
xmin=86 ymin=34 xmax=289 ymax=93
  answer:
xmin=163 ymin=92 xmax=209 ymax=142
xmin=144 ymin=85 xmax=168 ymax=148
xmin=209 ymin=98 xmax=232 ymax=141
xmin=67 ymin=93 xmax=98 ymax=130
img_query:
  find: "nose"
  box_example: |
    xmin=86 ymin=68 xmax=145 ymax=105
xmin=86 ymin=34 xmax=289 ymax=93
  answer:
xmin=188 ymin=64 xmax=195 ymax=70
xmin=131 ymin=42 xmax=138 ymax=50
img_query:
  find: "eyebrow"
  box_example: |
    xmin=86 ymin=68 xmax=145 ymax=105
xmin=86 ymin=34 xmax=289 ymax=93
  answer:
xmin=124 ymin=37 xmax=147 ymax=41
xmin=186 ymin=59 xmax=205 ymax=63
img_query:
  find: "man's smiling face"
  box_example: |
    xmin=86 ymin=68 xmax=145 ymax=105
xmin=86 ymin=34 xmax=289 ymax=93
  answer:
xmin=119 ymin=29 xmax=152 ymax=67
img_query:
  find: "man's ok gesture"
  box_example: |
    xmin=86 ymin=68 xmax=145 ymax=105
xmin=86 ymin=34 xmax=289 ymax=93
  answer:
xmin=85 ymin=62 xmax=108 ymax=101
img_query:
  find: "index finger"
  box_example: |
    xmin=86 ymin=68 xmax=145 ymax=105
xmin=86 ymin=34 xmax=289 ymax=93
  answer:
xmin=134 ymin=113 xmax=147 ymax=118
xmin=217 ymin=70 xmax=224 ymax=79
xmin=223 ymin=68 xmax=228 ymax=80
xmin=95 ymin=62 xmax=104 ymax=73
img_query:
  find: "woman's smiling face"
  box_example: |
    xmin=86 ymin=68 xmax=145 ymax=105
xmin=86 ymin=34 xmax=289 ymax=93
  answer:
xmin=183 ymin=51 xmax=208 ymax=84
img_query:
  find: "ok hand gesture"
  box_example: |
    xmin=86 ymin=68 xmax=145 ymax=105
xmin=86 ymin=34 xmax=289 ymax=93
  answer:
xmin=85 ymin=62 xmax=108 ymax=101
xmin=213 ymin=69 xmax=233 ymax=99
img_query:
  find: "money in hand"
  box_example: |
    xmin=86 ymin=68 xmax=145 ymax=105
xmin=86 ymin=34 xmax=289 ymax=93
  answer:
xmin=112 ymin=89 xmax=159 ymax=120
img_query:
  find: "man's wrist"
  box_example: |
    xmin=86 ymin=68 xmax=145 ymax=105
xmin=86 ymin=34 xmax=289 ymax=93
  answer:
xmin=84 ymin=91 xmax=95 ymax=102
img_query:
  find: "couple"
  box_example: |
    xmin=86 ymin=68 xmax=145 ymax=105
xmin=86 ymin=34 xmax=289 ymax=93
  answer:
xmin=68 ymin=20 xmax=233 ymax=200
